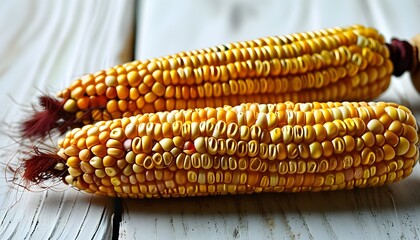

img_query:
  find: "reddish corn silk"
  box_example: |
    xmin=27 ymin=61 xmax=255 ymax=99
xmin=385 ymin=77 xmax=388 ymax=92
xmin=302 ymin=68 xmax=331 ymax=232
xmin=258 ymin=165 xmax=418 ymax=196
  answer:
xmin=21 ymin=96 xmax=81 ymax=139
xmin=22 ymin=147 xmax=66 ymax=183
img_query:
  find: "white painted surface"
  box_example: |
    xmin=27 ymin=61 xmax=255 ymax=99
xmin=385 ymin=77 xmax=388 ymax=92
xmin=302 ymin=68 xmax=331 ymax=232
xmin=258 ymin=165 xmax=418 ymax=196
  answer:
xmin=2 ymin=0 xmax=420 ymax=239
xmin=0 ymin=1 xmax=134 ymax=239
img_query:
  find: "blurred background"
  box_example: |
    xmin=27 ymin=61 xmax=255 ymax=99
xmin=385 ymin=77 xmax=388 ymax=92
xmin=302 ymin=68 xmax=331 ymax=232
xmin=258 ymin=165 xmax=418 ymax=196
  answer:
xmin=137 ymin=0 xmax=419 ymax=58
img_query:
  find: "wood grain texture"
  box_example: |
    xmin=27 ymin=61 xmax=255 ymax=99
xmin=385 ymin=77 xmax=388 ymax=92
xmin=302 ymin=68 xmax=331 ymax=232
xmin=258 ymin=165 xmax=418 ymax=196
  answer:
xmin=0 ymin=1 xmax=134 ymax=239
xmin=120 ymin=171 xmax=420 ymax=239
xmin=120 ymin=1 xmax=420 ymax=239
xmin=120 ymin=168 xmax=420 ymax=239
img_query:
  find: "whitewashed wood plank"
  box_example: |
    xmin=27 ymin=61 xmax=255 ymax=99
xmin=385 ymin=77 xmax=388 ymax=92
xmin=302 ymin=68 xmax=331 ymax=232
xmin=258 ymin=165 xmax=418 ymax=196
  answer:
xmin=120 ymin=0 xmax=420 ymax=239
xmin=120 ymin=171 xmax=420 ymax=240
xmin=0 ymin=1 xmax=135 ymax=239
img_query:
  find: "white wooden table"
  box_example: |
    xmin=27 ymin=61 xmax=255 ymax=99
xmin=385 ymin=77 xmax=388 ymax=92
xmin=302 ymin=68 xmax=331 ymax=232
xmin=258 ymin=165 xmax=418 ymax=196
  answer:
xmin=1 ymin=1 xmax=420 ymax=239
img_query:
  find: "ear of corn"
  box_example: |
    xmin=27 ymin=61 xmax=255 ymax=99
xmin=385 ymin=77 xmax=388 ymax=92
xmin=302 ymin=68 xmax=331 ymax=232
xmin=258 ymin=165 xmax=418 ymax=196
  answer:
xmin=57 ymin=25 xmax=393 ymax=126
xmin=49 ymin=101 xmax=418 ymax=198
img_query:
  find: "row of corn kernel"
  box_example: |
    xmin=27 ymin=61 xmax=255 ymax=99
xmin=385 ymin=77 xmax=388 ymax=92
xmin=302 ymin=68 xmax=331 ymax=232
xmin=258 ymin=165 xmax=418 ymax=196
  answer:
xmin=72 ymin=166 xmax=409 ymax=198
xmin=79 ymin=100 xmax=414 ymax=131
xmin=69 ymin=150 xmax=411 ymax=197
xmin=78 ymin=75 xmax=390 ymax=123
xmin=157 ymin=25 xmax=383 ymax=61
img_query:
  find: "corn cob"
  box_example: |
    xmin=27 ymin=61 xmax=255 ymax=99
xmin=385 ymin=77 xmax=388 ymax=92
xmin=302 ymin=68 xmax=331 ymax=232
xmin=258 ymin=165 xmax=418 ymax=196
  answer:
xmin=22 ymin=25 xmax=419 ymax=139
xmin=22 ymin=101 xmax=419 ymax=198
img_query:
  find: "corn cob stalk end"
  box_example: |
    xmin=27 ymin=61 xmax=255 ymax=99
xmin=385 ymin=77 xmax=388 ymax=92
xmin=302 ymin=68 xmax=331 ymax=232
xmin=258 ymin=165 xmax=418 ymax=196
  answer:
xmin=409 ymin=34 xmax=420 ymax=93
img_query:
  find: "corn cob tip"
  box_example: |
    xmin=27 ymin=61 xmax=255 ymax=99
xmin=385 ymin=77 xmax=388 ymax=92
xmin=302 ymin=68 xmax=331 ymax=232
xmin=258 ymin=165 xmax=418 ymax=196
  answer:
xmin=20 ymin=95 xmax=80 ymax=139
xmin=21 ymin=146 xmax=67 ymax=185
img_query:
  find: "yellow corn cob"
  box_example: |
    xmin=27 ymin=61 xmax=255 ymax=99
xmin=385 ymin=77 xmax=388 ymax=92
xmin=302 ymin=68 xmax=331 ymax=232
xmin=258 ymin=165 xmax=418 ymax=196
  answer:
xmin=23 ymin=25 xmax=401 ymax=139
xmin=28 ymin=101 xmax=418 ymax=198
xmin=61 ymin=25 xmax=392 ymax=121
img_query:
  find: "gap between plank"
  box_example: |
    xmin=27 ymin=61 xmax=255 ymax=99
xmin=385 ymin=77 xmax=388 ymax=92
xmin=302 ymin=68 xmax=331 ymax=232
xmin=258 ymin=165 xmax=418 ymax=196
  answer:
xmin=111 ymin=0 xmax=139 ymax=239
xmin=112 ymin=198 xmax=123 ymax=240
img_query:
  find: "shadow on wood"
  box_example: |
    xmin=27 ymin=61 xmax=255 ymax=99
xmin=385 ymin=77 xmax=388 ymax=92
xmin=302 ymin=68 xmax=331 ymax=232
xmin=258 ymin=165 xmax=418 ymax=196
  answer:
xmin=117 ymin=172 xmax=420 ymax=239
